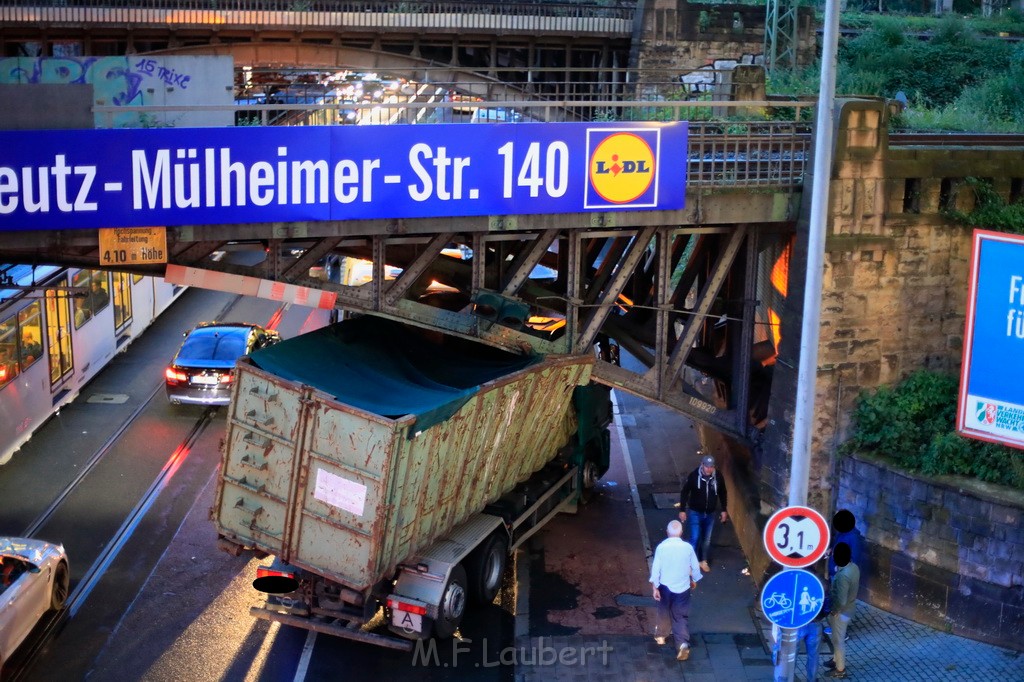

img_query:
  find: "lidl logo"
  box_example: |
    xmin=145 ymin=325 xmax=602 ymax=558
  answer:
xmin=585 ymin=129 xmax=661 ymax=208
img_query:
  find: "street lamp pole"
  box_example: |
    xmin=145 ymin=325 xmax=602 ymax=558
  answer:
xmin=779 ymin=0 xmax=843 ymax=679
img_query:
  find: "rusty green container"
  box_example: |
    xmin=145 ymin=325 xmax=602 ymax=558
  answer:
xmin=213 ymin=350 xmax=591 ymax=593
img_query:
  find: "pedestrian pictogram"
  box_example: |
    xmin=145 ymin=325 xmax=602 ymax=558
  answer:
xmin=760 ymin=569 xmax=825 ymax=629
xmin=763 ymin=505 xmax=830 ymax=569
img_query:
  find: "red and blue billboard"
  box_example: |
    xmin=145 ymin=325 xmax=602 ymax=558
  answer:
xmin=0 ymin=121 xmax=687 ymax=231
xmin=957 ymin=229 xmax=1024 ymax=450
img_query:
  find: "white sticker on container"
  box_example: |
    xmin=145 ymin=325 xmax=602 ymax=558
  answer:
xmin=314 ymin=467 xmax=367 ymax=517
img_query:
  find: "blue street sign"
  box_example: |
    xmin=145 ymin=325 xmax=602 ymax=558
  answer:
xmin=0 ymin=122 xmax=687 ymax=231
xmin=957 ymin=229 xmax=1024 ymax=450
xmin=760 ymin=569 xmax=824 ymax=630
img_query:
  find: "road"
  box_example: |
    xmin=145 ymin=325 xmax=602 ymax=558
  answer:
xmin=1 ymin=285 xmax=682 ymax=682
xmin=0 ymin=287 xmax=515 ymax=682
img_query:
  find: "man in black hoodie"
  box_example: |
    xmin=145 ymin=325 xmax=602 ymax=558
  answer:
xmin=678 ymin=452 xmax=728 ymax=572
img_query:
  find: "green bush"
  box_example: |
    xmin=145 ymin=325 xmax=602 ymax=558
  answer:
xmin=844 ymin=370 xmax=1024 ymax=489
xmin=767 ymin=12 xmax=1024 ymax=131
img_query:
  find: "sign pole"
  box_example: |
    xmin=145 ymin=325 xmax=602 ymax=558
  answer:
xmin=782 ymin=0 xmax=842 ymax=677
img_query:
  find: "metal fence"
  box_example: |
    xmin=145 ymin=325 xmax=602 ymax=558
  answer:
xmin=95 ymin=99 xmax=814 ymax=188
xmin=232 ymin=67 xmax=798 ymax=112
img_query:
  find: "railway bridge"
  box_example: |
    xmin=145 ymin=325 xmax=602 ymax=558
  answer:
xmin=2 ymin=1 xmax=1024 ymax=649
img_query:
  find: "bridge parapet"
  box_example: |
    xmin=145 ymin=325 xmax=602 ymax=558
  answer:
xmin=0 ymin=0 xmax=634 ymax=35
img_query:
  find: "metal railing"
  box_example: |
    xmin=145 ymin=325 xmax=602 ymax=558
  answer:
xmin=94 ymin=99 xmax=814 ymax=189
xmin=235 ymin=68 xmax=770 ymax=108
xmin=0 ymin=0 xmax=635 ymax=33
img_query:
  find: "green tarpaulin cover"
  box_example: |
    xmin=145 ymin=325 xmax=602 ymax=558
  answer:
xmin=249 ymin=316 xmax=541 ymax=433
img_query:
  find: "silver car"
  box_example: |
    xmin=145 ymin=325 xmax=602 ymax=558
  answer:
xmin=0 ymin=537 xmax=70 ymax=671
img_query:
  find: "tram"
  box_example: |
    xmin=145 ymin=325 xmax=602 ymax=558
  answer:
xmin=0 ymin=265 xmax=183 ymax=466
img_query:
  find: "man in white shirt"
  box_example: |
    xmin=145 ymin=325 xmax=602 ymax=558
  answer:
xmin=650 ymin=519 xmax=703 ymax=660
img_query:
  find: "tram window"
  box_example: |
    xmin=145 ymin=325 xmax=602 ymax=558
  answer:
xmin=72 ymin=269 xmax=110 ymax=327
xmin=0 ymin=316 xmax=20 ymax=388
xmin=18 ymin=302 xmax=43 ymax=369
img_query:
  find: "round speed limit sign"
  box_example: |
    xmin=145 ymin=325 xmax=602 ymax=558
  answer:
xmin=763 ymin=506 xmax=830 ymax=568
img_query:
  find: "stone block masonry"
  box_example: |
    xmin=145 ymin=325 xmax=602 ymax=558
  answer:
xmin=838 ymin=452 xmax=1024 ymax=650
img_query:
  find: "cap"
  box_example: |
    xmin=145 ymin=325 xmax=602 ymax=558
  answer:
xmin=701 ymin=454 xmax=716 ymax=468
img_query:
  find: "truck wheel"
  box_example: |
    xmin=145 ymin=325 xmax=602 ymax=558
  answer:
xmin=432 ymin=564 xmax=467 ymax=639
xmin=467 ymin=533 xmax=508 ymax=604
xmin=580 ymin=460 xmax=600 ymax=504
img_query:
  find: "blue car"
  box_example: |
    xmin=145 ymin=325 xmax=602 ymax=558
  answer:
xmin=165 ymin=322 xmax=281 ymax=406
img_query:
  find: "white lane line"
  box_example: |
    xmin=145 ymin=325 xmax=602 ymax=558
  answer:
xmin=293 ymin=629 xmax=317 ymax=682
xmin=611 ymin=390 xmax=654 ymax=571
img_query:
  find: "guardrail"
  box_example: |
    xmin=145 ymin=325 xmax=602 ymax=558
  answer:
xmin=0 ymin=0 xmax=634 ymax=33
xmin=94 ymin=99 xmax=814 ymax=189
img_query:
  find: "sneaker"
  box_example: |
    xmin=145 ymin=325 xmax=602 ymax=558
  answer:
xmin=699 ymin=561 xmax=711 ymax=572
xmin=823 ymin=659 xmax=836 ymax=670
xmin=676 ymin=643 xmax=690 ymax=661
xmin=654 ymin=636 xmax=666 ymax=645
xmin=826 ymin=668 xmax=847 ymax=678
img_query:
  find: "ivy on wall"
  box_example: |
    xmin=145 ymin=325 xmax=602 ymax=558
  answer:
xmin=944 ymin=177 xmax=1024 ymax=234
xmin=843 ymin=370 xmax=1024 ymax=490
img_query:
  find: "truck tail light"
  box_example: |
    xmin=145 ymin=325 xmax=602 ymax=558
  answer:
xmin=387 ymin=597 xmax=427 ymax=616
xmin=253 ymin=566 xmax=299 ymax=594
xmin=219 ymin=372 xmax=233 ymax=384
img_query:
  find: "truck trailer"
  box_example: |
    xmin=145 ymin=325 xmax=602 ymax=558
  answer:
xmin=213 ymin=316 xmax=611 ymax=650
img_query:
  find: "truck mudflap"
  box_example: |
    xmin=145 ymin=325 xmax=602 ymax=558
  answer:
xmin=249 ymin=606 xmax=414 ymax=652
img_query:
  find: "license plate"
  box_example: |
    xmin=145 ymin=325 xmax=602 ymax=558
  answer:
xmin=391 ymin=609 xmax=422 ymax=633
xmin=192 ymin=375 xmax=218 ymax=385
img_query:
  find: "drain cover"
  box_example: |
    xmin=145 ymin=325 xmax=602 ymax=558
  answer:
xmin=87 ymin=393 xmax=129 ymax=404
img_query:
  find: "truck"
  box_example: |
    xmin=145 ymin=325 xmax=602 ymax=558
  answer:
xmin=212 ymin=315 xmax=611 ymax=650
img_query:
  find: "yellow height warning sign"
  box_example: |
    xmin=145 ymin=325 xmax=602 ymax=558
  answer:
xmin=98 ymin=227 xmax=167 ymax=265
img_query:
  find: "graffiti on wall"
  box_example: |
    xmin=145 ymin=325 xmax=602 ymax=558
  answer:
xmin=0 ymin=56 xmax=194 ymax=105
xmin=0 ymin=56 xmax=230 ymax=127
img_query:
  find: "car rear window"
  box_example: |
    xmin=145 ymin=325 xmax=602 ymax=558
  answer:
xmin=177 ymin=328 xmax=248 ymax=363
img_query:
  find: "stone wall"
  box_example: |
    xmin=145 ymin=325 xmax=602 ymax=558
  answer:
xmin=637 ymin=0 xmax=817 ymax=79
xmin=838 ymin=453 xmax=1024 ymax=649
xmin=756 ymin=98 xmax=1024 ymax=650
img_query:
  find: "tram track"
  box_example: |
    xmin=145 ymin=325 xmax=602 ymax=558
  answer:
xmin=2 ymin=293 xmax=256 ymax=682
xmin=5 ymin=407 xmax=217 ymax=682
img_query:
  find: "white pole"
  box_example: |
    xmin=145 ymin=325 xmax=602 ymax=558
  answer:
xmin=791 ymin=0 xmax=841 ymax=510
xmin=780 ymin=0 xmax=842 ymax=679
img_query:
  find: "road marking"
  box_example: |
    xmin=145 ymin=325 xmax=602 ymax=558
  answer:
xmin=611 ymin=390 xmax=653 ymax=571
xmin=293 ymin=629 xmax=316 ymax=682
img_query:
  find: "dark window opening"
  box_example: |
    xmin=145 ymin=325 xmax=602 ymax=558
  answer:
xmin=902 ymin=178 xmax=921 ymax=214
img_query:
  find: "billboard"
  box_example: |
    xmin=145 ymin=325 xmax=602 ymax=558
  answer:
xmin=957 ymin=229 xmax=1024 ymax=449
xmin=0 ymin=121 xmax=687 ymax=231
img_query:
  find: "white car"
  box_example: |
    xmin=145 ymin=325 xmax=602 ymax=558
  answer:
xmin=0 ymin=537 xmax=69 ymax=671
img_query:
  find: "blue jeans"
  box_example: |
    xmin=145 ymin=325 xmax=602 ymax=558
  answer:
xmin=772 ymin=621 xmax=822 ymax=682
xmin=654 ymin=585 xmax=692 ymax=646
xmin=687 ymin=510 xmax=716 ymax=563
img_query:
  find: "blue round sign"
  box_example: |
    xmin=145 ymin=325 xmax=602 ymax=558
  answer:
xmin=760 ymin=569 xmax=825 ymax=629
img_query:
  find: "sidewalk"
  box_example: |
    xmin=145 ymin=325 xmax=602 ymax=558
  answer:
xmin=515 ymin=392 xmax=1024 ymax=681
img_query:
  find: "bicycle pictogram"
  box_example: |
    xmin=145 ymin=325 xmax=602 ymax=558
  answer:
xmin=763 ymin=592 xmax=792 ymax=610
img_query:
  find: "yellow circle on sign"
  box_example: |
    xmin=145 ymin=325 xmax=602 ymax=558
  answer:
xmin=589 ymin=133 xmax=656 ymax=204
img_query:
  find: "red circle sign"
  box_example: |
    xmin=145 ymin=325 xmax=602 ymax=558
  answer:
xmin=762 ymin=506 xmax=830 ymax=568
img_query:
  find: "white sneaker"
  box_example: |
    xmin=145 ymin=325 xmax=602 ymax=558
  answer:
xmin=700 ymin=561 xmax=711 ymax=572
xmin=676 ymin=643 xmax=690 ymax=661
xmin=654 ymin=636 xmax=666 ymax=645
